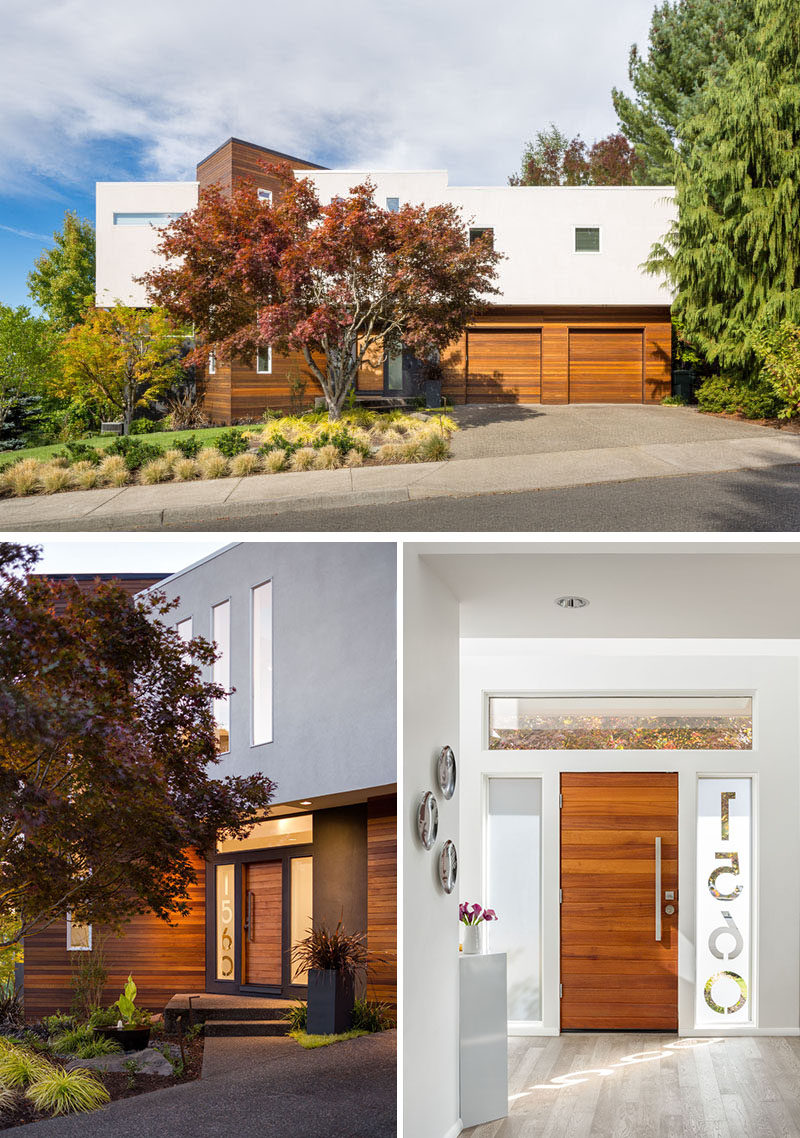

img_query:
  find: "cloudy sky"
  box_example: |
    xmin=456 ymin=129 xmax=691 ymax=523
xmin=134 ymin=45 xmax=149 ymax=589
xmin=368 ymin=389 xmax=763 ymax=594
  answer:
xmin=0 ymin=0 xmax=655 ymax=307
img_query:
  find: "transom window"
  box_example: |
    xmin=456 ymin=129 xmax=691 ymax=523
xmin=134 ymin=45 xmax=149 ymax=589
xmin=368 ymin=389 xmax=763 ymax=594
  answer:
xmin=488 ymin=696 xmax=753 ymax=750
xmin=574 ymin=226 xmax=601 ymax=252
xmin=256 ymin=346 xmax=272 ymax=374
xmin=112 ymin=212 xmax=183 ymax=226
xmin=469 ymin=227 xmax=494 ymax=249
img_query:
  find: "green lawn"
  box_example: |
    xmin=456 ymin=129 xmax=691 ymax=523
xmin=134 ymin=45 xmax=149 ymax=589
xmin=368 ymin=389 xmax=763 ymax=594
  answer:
xmin=0 ymin=426 xmax=238 ymax=468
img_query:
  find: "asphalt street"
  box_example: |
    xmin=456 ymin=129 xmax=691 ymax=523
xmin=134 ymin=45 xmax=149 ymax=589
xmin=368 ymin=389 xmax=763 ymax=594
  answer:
xmin=50 ymin=463 xmax=800 ymax=532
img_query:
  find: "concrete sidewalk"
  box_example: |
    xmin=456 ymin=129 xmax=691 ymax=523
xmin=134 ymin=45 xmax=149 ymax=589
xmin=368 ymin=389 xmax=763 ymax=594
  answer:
xmin=15 ymin=1030 xmax=396 ymax=1138
xmin=1 ymin=433 xmax=800 ymax=531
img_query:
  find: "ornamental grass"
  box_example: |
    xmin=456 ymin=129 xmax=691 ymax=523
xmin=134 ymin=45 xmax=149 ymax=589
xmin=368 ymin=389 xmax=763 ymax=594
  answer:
xmin=38 ymin=463 xmax=74 ymax=494
xmin=26 ymin=1067 xmax=110 ymax=1115
xmin=261 ymin=450 xmax=288 ymax=474
xmin=139 ymin=457 xmax=173 ymax=484
xmin=314 ymin=444 xmax=341 ymax=470
xmin=70 ymin=460 xmax=101 ymax=489
xmin=196 ymin=449 xmax=230 ymax=479
xmin=97 ymin=454 xmax=129 ymax=487
xmin=0 ymin=1045 xmax=50 ymax=1088
xmin=4 ymin=458 xmax=42 ymax=497
xmin=290 ymin=446 xmax=317 ymax=472
xmin=172 ymin=457 xmax=199 ymax=481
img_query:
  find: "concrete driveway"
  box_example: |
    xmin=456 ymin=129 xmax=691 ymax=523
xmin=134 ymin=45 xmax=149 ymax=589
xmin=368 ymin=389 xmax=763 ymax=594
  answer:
xmin=448 ymin=404 xmax=790 ymax=460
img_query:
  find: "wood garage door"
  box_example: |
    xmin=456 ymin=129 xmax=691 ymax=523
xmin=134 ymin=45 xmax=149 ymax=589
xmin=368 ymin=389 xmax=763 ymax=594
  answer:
xmin=560 ymin=772 xmax=678 ymax=1030
xmin=466 ymin=329 xmax=541 ymax=403
xmin=568 ymin=329 xmax=644 ymax=403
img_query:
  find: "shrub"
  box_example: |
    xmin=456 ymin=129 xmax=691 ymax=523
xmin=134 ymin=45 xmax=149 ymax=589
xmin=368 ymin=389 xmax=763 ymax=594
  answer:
xmin=26 ymin=1066 xmax=110 ymax=1115
xmin=38 ymin=463 xmax=74 ymax=494
xmin=97 ymin=454 xmax=129 ymax=487
xmin=196 ymin=449 xmax=230 ymax=479
xmin=661 ymin=394 xmax=689 ymax=406
xmin=752 ymin=321 xmax=800 ymax=418
xmin=696 ymin=372 xmax=784 ymax=420
xmin=70 ymin=461 xmax=101 ymax=490
xmin=0 ymin=1044 xmax=50 ymax=1087
xmin=139 ymin=457 xmax=173 ymax=484
xmin=351 ymin=999 xmax=395 ymax=1032
xmin=416 ymin=432 xmax=450 ymax=462
xmin=343 ymin=448 xmax=364 ymax=468
xmin=70 ymin=946 xmax=108 ymax=1021
xmin=42 ymin=1013 xmax=75 ymax=1037
xmin=290 ymin=447 xmax=317 ymax=472
xmin=62 ymin=441 xmax=101 ymax=465
xmin=87 ymin=1006 xmax=120 ymax=1030
xmin=314 ymin=444 xmax=341 ymax=470
xmin=129 ymin=417 xmax=163 ymax=434
xmin=173 ymin=457 xmax=199 ymax=481
xmin=215 ymin=429 xmax=249 ymax=458
xmin=283 ymin=1003 xmax=307 ymax=1031
xmin=163 ymin=390 xmax=208 ymax=430
xmin=174 ymin=434 xmax=202 ymax=459
xmin=230 ymin=452 xmax=262 ymax=477
xmin=104 ymin=436 xmax=164 ymax=471
xmin=4 ymin=458 xmax=42 ymax=497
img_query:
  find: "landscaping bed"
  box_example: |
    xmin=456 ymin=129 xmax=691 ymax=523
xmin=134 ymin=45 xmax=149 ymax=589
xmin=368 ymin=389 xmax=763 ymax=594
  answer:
xmin=0 ymin=410 xmax=457 ymax=498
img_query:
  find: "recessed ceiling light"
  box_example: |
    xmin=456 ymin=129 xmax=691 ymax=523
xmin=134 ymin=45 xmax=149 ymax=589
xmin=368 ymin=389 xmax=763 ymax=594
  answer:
xmin=554 ymin=595 xmax=589 ymax=609
xmin=299 ymin=800 xmax=312 ymax=806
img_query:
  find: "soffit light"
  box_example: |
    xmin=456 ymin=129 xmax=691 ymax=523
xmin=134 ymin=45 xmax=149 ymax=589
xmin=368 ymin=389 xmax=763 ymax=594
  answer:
xmin=299 ymin=800 xmax=312 ymax=806
xmin=554 ymin=595 xmax=589 ymax=609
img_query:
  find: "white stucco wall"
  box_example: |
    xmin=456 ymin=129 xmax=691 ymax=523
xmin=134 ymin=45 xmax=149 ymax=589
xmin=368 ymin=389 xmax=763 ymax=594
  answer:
xmin=96 ymin=181 xmax=199 ymax=307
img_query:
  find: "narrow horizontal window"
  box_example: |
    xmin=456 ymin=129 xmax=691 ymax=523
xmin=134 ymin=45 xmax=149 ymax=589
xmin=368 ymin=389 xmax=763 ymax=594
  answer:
xmin=488 ymin=696 xmax=753 ymax=750
xmin=66 ymin=913 xmax=92 ymax=952
xmin=386 ymin=196 xmax=400 ymax=213
xmin=469 ymin=227 xmax=494 ymax=249
xmin=112 ymin=212 xmax=183 ymax=226
xmin=574 ymin=226 xmax=600 ymax=252
xmin=256 ymin=346 xmax=272 ymax=375
xmin=217 ymin=814 xmax=312 ymax=853
xmin=257 ymin=188 xmax=273 ymax=204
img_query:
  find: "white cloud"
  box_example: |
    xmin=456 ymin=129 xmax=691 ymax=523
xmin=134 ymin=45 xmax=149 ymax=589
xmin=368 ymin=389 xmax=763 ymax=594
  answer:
xmin=0 ymin=0 xmax=655 ymax=193
xmin=0 ymin=223 xmax=53 ymax=241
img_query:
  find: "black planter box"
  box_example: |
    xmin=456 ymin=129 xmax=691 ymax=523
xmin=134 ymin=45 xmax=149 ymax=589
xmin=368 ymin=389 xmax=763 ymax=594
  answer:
xmin=94 ymin=1025 xmax=151 ymax=1052
xmin=306 ymin=969 xmax=355 ymax=1035
xmin=423 ymin=379 xmax=442 ymax=409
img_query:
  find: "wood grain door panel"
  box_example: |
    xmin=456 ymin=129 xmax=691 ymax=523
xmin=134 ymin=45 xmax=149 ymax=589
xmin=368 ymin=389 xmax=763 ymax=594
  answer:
xmin=244 ymin=861 xmax=283 ymax=987
xmin=568 ymin=329 xmax=644 ymax=403
xmin=560 ymin=772 xmax=678 ymax=1030
xmin=466 ymin=330 xmax=541 ymax=403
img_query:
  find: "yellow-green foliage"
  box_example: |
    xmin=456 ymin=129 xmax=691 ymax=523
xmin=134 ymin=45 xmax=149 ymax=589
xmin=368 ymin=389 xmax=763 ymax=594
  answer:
xmin=97 ymin=454 xmax=129 ymax=487
xmin=4 ymin=458 xmax=43 ymax=497
xmin=138 ymin=457 xmax=173 ymax=484
xmin=0 ymin=1044 xmax=50 ymax=1088
xmin=263 ymin=450 xmax=288 ymax=474
xmin=37 ymin=463 xmax=74 ymax=494
xmin=290 ymin=447 xmax=317 ymax=471
xmin=173 ymin=457 xmax=199 ymax=481
xmin=161 ymin=448 xmax=183 ymax=471
xmin=70 ymin=461 xmax=101 ymax=489
xmin=289 ymin=1029 xmax=369 ymax=1049
xmin=375 ymin=443 xmax=408 ymax=465
xmin=196 ymin=449 xmax=229 ymax=479
xmin=26 ymin=1066 xmax=110 ymax=1115
xmin=416 ymin=430 xmax=451 ymax=462
xmin=314 ymin=445 xmax=341 ymax=470
xmin=343 ymin=448 xmax=364 ymax=467
xmin=230 ymin=452 xmax=262 ymax=477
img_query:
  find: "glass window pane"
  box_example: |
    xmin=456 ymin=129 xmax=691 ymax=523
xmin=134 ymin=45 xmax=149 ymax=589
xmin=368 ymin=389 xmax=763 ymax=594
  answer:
xmin=488 ymin=696 xmax=752 ymax=750
xmin=66 ymin=914 xmax=92 ymax=951
xmin=212 ymin=600 xmax=230 ymax=753
xmin=575 ymin=227 xmax=600 ymax=252
xmin=252 ymin=582 xmax=273 ymax=745
xmin=176 ymin=617 xmax=192 ymax=642
xmin=217 ymin=814 xmax=312 ymax=854
xmin=387 ymin=351 xmax=403 ymax=392
xmin=290 ymin=857 xmax=313 ymax=983
xmin=487 ymin=778 xmax=541 ymax=1022
xmin=113 ymin=212 xmax=183 ymax=226
xmin=256 ymin=346 xmax=272 ymax=374
xmin=386 ymin=197 xmax=400 ymax=212
xmin=696 ymin=777 xmax=752 ymax=1025
xmin=215 ymin=864 xmax=235 ymax=981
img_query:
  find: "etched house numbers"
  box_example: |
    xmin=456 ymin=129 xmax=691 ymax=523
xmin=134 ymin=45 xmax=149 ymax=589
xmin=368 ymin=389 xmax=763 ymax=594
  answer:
xmin=696 ymin=778 xmax=752 ymax=1026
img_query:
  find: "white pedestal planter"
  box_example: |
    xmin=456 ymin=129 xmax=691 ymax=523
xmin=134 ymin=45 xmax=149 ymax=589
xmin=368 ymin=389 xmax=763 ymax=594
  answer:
xmin=459 ymin=952 xmax=508 ymax=1128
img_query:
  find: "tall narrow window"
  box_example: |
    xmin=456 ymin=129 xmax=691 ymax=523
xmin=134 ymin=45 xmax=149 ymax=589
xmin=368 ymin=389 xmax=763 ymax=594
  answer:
xmin=696 ymin=777 xmax=752 ymax=1026
xmin=256 ymin=346 xmax=272 ymax=374
xmin=251 ymin=581 xmax=273 ymax=745
xmin=215 ymin=864 xmax=235 ymax=980
xmin=387 ymin=351 xmax=403 ymax=392
xmin=486 ymin=778 xmax=542 ymax=1022
xmin=208 ymin=351 xmax=217 ymax=375
xmin=212 ymin=600 xmax=230 ymax=753
xmin=176 ymin=617 xmax=192 ymax=643
xmin=290 ymin=856 xmax=313 ymax=983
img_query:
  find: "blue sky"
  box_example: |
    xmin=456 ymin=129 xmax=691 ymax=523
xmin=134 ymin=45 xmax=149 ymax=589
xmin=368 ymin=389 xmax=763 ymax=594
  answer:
xmin=0 ymin=0 xmax=656 ymax=310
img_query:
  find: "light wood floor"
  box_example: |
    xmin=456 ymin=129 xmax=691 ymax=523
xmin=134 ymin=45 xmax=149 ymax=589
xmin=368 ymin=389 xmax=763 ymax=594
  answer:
xmin=463 ymin=1033 xmax=800 ymax=1137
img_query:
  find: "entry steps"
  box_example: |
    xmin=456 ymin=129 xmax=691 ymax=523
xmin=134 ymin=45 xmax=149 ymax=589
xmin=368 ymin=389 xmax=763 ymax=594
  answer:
xmin=164 ymin=993 xmax=297 ymax=1038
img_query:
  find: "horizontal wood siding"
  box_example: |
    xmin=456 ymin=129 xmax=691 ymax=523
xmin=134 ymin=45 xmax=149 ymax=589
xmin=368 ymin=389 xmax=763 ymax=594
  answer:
xmin=466 ymin=329 xmax=541 ymax=403
xmin=568 ymin=328 xmax=644 ymax=403
xmin=23 ymin=857 xmax=206 ymax=1018
xmin=367 ymin=796 xmax=397 ymax=1006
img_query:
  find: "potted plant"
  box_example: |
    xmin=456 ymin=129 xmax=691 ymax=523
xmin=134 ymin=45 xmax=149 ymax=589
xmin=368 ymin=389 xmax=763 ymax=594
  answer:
xmin=459 ymin=902 xmax=498 ymax=954
xmin=292 ymin=920 xmax=367 ymax=1035
xmin=93 ymin=976 xmax=151 ymax=1051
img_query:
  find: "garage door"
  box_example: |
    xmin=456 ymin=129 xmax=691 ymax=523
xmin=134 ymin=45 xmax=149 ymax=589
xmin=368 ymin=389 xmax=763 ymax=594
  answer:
xmin=568 ymin=329 xmax=643 ymax=403
xmin=466 ymin=329 xmax=541 ymax=403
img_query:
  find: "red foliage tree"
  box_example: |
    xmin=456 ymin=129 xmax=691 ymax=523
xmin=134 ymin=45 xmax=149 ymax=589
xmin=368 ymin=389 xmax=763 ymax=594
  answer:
xmin=509 ymin=124 xmax=644 ymax=186
xmin=586 ymin=134 xmax=645 ymax=186
xmin=0 ymin=543 xmax=274 ymax=947
xmin=141 ymin=164 xmax=501 ymax=420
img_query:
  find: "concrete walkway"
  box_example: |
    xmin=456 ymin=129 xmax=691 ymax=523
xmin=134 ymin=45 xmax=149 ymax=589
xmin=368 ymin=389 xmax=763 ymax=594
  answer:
xmin=1 ymin=406 xmax=798 ymax=531
xmin=14 ymin=1030 xmax=396 ymax=1138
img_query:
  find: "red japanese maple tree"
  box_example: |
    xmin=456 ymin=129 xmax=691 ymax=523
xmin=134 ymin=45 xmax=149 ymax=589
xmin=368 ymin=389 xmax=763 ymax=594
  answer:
xmin=141 ymin=164 xmax=501 ymax=419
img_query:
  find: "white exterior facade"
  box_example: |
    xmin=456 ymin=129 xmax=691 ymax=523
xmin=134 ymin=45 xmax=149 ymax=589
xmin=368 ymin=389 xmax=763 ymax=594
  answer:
xmin=96 ymin=168 xmax=675 ymax=309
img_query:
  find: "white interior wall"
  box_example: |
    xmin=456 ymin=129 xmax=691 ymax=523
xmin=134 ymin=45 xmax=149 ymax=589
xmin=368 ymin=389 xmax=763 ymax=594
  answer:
xmin=403 ymin=552 xmax=462 ymax=1138
xmin=459 ymin=640 xmax=800 ymax=1037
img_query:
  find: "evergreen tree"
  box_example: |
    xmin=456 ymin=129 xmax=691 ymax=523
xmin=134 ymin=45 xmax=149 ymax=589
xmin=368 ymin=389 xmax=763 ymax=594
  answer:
xmin=647 ymin=0 xmax=800 ymax=376
xmin=27 ymin=211 xmax=95 ymax=332
xmin=612 ymin=0 xmax=755 ymax=184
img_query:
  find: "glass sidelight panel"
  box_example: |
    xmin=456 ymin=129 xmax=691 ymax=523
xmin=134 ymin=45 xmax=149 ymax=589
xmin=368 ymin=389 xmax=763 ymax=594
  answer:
xmin=486 ymin=778 xmax=542 ymax=1021
xmin=488 ymin=696 xmax=752 ymax=750
xmin=696 ymin=777 xmax=752 ymax=1026
xmin=387 ymin=351 xmax=403 ymax=391
xmin=215 ymin=864 xmax=235 ymax=981
xmin=290 ymin=857 xmax=313 ymax=984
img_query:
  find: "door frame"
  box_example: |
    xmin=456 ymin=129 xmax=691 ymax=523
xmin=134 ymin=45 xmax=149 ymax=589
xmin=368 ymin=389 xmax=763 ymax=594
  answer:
xmin=205 ymin=843 xmax=313 ymax=998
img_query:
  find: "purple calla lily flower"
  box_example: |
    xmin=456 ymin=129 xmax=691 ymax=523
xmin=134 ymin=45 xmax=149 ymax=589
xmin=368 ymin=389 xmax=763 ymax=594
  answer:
xmin=459 ymin=901 xmax=500 ymax=925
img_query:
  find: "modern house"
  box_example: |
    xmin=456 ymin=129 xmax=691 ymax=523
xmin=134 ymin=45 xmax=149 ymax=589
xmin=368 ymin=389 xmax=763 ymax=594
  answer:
xmin=23 ymin=542 xmax=397 ymax=1016
xmin=404 ymin=541 xmax=800 ymax=1138
xmin=96 ymin=137 xmax=676 ymax=421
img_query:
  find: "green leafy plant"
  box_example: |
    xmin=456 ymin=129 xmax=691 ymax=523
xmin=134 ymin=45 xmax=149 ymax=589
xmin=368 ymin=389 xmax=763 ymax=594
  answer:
xmin=695 ymin=372 xmax=784 ymax=420
xmin=42 ymin=1013 xmax=76 ymax=1037
xmin=752 ymin=321 xmax=800 ymax=419
xmin=174 ymin=434 xmax=202 ymax=459
xmin=291 ymin=920 xmax=368 ymax=978
xmin=87 ymin=1006 xmax=119 ymax=1029
xmin=661 ymin=394 xmax=689 ymax=406
xmin=129 ymin=417 xmax=164 ymax=434
xmin=184 ymin=1022 xmax=204 ymax=1043
xmin=215 ymin=429 xmax=248 ymax=458
xmin=152 ymin=1042 xmax=184 ymax=1077
xmin=122 ymin=1056 xmax=141 ymax=1090
xmin=60 ymin=442 xmax=101 ymax=465
xmin=104 ymin=435 xmax=164 ymax=471
xmin=70 ymin=946 xmax=108 ymax=1021
xmin=351 ymin=998 xmax=395 ymax=1032
xmin=283 ymin=1002 xmax=307 ymax=1031
xmin=27 ymin=1066 xmax=110 ymax=1115
xmin=0 ymin=1043 xmax=50 ymax=1087
xmin=50 ymin=1026 xmax=95 ymax=1054
xmin=115 ymin=975 xmax=149 ymax=1026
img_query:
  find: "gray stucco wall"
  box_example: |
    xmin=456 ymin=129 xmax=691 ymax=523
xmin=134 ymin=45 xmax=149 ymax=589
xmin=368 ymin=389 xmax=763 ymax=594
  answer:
xmin=153 ymin=542 xmax=396 ymax=803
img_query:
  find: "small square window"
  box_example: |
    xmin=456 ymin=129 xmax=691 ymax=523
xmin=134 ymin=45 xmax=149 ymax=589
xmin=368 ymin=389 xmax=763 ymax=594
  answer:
xmin=257 ymin=188 xmax=273 ymax=204
xmin=575 ymin=227 xmax=601 ymax=252
xmin=469 ymin=227 xmax=494 ymax=249
xmin=256 ymin=346 xmax=272 ymax=374
xmin=208 ymin=351 xmax=217 ymax=375
xmin=386 ymin=197 xmax=400 ymax=213
xmin=66 ymin=913 xmax=92 ymax=952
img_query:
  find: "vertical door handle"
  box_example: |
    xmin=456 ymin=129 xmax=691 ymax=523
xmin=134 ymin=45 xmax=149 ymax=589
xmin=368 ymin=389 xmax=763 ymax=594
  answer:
xmin=654 ymin=837 xmax=662 ymax=942
xmin=245 ymin=890 xmax=254 ymax=941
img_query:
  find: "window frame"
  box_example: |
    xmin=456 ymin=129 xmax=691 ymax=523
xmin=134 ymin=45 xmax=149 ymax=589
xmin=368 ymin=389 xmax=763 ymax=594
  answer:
xmin=250 ymin=579 xmax=274 ymax=747
xmin=256 ymin=346 xmax=272 ymax=375
xmin=257 ymin=188 xmax=273 ymax=205
xmin=469 ymin=227 xmax=494 ymax=249
xmin=212 ymin=597 xmax=232 ymax=755
xmin=386 ymin=196 xmax=400 ymax=213
xmin=112 ymin=212 xmax=184 ymax=227
xmin=573 ymin=225 xmax=602 ymax=254
xmin=66 ymin=913 xmax=92 ymax=952
xmin=208 ymin=351 xmax=217 ymax=375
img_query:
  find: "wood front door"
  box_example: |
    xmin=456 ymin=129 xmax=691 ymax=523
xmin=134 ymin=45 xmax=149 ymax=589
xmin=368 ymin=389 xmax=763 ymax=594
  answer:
xmin=568 ymin=329 xmax=644 ymax=403
xmin=243 ymin=861 xmax=283 ymax=987
xmin=560 ymin=772 xmax=678 ymax=1030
